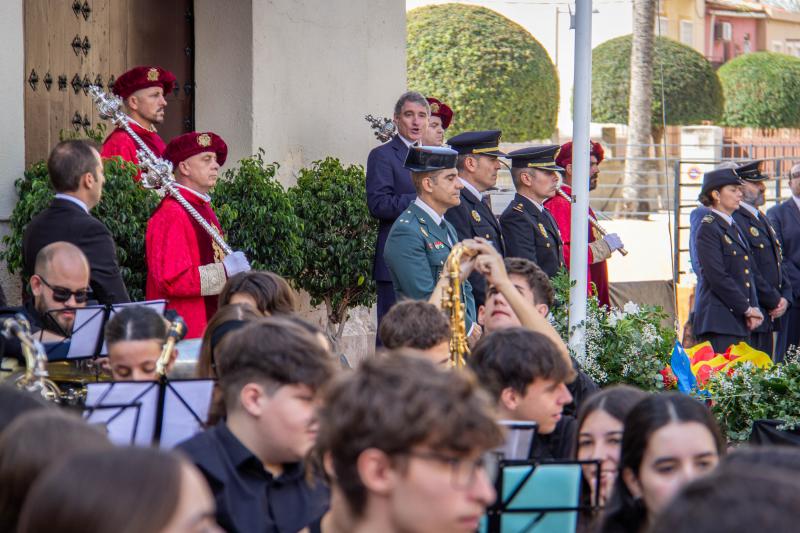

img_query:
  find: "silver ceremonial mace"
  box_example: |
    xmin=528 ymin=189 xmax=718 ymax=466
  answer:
xmin=88 ymin=85 xmax=233 ymax=256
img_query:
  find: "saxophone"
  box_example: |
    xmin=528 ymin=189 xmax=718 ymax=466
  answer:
xmin=3 ymin=315 xmax=62 ymax=403
xmin=441 ymin=243 xmax=477 ymax=369
xmin=156 ymin=316 xmax=188 ymax=378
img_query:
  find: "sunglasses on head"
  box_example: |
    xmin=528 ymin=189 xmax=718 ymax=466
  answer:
xmin=38 ymin=276 xmax=91 ymax=304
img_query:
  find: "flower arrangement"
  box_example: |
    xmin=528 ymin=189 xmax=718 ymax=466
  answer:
xmin=551 ymin=271 xmax=676 ymax=391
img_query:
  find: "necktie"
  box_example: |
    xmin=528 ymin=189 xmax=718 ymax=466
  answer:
xmin=730 ymin=221 xmax=746 ymax=247
xmin=439 ymin=220 xmax=453 ymax=246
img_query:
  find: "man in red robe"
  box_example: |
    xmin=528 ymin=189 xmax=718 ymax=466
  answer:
xmin=146 ymin=132 xmax=250 ymax=337
xmin=101 ymin=66 xmax=176 ymax=180
xmin=544 ymin=141 xmax=624 ymax=308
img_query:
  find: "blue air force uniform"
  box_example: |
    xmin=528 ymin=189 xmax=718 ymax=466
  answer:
xmin=499 ymin=145 xmax=565 ymax=278
xmin=692 ymin=168 xmax=760 ymax=354
xmin=444 ymin=130 xmax=506 ymax=307
xmin=383 ymin=146 xmax=476 ymax=330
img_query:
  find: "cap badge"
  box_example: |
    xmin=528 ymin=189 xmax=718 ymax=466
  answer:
xmin=724 ymin=234 xmax=733 ymax=244
xmin=471 ymin=210 xmax=481 ymax=223
xmin=538 ymin=223 xmax=548 ymax=238
xmin=146 ymin=68 xmax=160 ymax=82
xmin=750 ymin=227 xmax=759 ymax=237
xmin=430 ymin=102 xmax=440 ymax=113
xmin=197 ymin=133 xmax=212 ymax=147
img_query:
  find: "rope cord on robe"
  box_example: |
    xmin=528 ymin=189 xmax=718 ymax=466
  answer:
xmin=88 ymin=85 xmax=234 ymax=256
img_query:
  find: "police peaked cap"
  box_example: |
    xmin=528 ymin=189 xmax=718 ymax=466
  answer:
xmin=735 ymin=160 xmax=768 ymax=182
xmin=508 ymin=145 xmax=564 ymax=171
xmin=446 ymin=130 xmax=506 ymax=157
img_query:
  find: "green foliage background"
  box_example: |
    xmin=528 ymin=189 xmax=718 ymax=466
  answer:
xmin=0 ymin=157 xmax=158 ymax=301
xmin=289 ymin=158 xmax=377 ymax=337
xmin=591 ymin=35 xmax=723 ymax=129
xmin=718 ymin=52 xmax=800 ymax=128
xmin=407 ymin=4 xmax=558 ymax=141
xmin=212 ymin=150 xmax=303 ymax=279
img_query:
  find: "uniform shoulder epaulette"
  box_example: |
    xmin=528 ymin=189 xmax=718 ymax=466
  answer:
xmin=702 ymin=214 xmax=714 ymax=224
xmin=513 ymin=203 xmax=524 ymax=213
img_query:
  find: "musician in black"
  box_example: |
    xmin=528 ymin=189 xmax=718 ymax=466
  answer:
xmin=499 ymin=145 xmax=564 ymax=278
xmin=692 ymin=167 xmax=764 ymax=354
xmin=732 ymin=161 xmax=791 ymax=358
xmin=444 ymin=130 xmax=506 ymax=307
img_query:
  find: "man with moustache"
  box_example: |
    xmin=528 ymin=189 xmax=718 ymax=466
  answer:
xmin=444 ymin=130 xmax=507 ymax=307
xmin=732 ymin=161 xmax=791 ymax=358
xmin=101 ymin=66 xmax=175 ymax=181
xmin=500 ymin=145 xmax=564 ymax=278
xmin=545 ymin=140 xmax=623 ymax=308
xmin=366 ymin=92 xmax=430 ymax=329
xmin=145 ymin=132 xmax=250 ymax=338
xmin=383 ymin=145 xmax=477 ymax=332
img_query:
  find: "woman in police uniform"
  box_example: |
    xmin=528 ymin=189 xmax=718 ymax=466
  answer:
xmin=692 ymin=168 xmax=764 ymax=354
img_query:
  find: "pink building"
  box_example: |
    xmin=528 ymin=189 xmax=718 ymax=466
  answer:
xmin=705 ymin=1 xmax=765 ymax=67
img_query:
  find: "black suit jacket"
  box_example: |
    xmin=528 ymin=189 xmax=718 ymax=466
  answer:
xmin=500 ymin=193 xmax=564 ymax=278
xmin=768 ymin=199 xmax=800 ymax=304
xmin=733 ymin=206 xmax=791 ymax=333
xmin=22 ymin=198 xmax=130 ymax=304
xmin=445 ymin=185 xmax=504 ymax=306
xmin=366 ymin=136 xmax=416 ymax=282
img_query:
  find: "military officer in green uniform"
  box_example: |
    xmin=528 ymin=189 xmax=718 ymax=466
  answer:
xmin=500 ymin=145 xmax=565 ymax=278
xmin=384 ymin=145 xmax=477 ymax=331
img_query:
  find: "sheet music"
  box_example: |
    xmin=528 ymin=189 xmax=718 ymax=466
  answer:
xmin=160 ymin=380 xmax=215 ymax=448
xmin=498 ymin=420 xmax=537 ymax=460
xmin=84 ymin=382 xmax=159 ymax=446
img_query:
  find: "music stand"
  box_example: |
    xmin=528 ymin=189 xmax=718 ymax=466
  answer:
xmin=497 ymin=420 xmax=537 ymax=460
xmin=482 ymin=458 xmax=602 ymax=533
xmin=43 ymin=300 xmax=166 ymax=361
xmin=83 ymin=377 xmax=214 ymax=449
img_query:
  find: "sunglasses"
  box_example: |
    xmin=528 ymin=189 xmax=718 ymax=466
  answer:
xmin=38 ymin=276 xmax=91 ymax=304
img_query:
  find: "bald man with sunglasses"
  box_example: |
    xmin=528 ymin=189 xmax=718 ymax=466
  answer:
xmin=1 ymin=243 xmax=91 ymax=365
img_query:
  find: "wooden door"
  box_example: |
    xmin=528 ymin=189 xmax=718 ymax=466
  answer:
xmin=24 ymin=0 xmax=194 ymax=165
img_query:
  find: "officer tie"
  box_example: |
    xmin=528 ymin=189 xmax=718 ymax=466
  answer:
xmin=731 ymin=220 xmax=747 ymax=247
xmin=440 ymin=220 xmax=453 ymax=246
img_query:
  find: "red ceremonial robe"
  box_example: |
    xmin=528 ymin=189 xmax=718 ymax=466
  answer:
xmin=544 ymin=184 xmax=610 ymax=308
xmin=146 ymin=187 xmax=226 ymax=338
xmin=101 ymin=119 xmax=167 ymax=181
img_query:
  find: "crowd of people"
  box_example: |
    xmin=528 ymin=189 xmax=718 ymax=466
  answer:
xmin=0 ymin=68 xmax=799 ymax=533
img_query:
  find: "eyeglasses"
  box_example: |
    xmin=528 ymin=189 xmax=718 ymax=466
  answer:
xmin=403 ymin=450 xmax=498 ymax=490
xmin=38 ymin=276 xmax=91 ymax=304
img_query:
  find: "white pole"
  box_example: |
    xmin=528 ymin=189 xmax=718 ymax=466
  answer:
xmin=568 ymin=0 xmax=592 ymax=361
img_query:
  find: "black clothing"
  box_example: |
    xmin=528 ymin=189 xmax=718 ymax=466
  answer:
xmin=22 ymin=197 xmax=130 ymax=304
xmin=500 ymin=193 xmax=564 ymax=278
xmin=564 ymin=361 xmax=599 ymax=418
xmin=177 ymin=422 xmax=329 ymax=533
xmin=0 ymin=301 xmax=49 ymax=364
xmin=767 ymin=200 xmax=800 ymax=361
xmin=697 ymin=333 xmax=747 ymax=356
xmin=445 ymin=185 xmax=504 ymax=306
xmin=529 ymin=416 xmax=577 ymax=461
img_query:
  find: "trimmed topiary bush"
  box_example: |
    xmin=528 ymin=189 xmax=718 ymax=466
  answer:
xmin=289 ymin=157 xmax=377 ymax=344
xmin=718 ymin=51 xmax=800 ymax=128
xmin=407 ymin=4 xmax=558 ymax=141
xmin=592 ymin=35 xmax=723 ymax=140
xmin=1 ymin=157 xmax=158 ymax=301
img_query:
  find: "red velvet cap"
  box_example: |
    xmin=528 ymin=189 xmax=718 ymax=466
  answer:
xmin=112 ymin=66 xmax=177 ymax=99
xmin=164 ymin=132 xmax=228 ymax=168
xmin=427 ymin=97 xmax=454 ymax=129
xmin=555 ymin=140 xmax=605 ymax=168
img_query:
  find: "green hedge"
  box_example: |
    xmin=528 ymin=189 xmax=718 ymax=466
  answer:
xmin=0 ymin=157 xmax=158 ymax=301
xmin=407 ymin=4 xmax=558 ymax=141
xmin=592 ymin=35 xmax=723 ymax=128
xmin=718 ymin=51 xmax=800 ymax=128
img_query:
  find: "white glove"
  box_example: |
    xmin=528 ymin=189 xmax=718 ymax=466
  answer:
xmin=603 ymin=233 xmax=624 ymax=252
xmin=223 ymin=251 xmax=251 ymax=277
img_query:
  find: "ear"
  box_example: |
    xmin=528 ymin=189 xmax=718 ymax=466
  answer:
xmin=421 ymin=175 xmax=435 ymax=194
xmin=238 ymin=382 xmax=267 ymax=417
xmin=178 ymin=160 xmax=191 ymax=177
xmin=81 ymin=171 xmax=95 ymax=190
xmin=30 ymin=274 xmax=43 ymax=296
xmin=127 ymin=95 xmax=139 ymax=112
xmin=465 ymin=155 xmax=478 ymax=172
xmin=565 ymin=163 xmax=573 ymax=176
xmin=477 ymin=304 xmax=486 ymax=326
xmin=622 ymin=467 xmax=643 ymax=499
xmin=520 ymin=170 xmax=533 ymax=187
xmin=356 ymin=448 xmax=398 ymax=497
xmin=499 ymin=386 xmax=520 ymax=412
xmin=535 ymin=303 xmax=549 ymax=317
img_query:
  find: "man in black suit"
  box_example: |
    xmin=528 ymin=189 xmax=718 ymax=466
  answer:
xmin=500 ymin=145 xmax=565 ymax=278
xmin=768 ymin=163 xmax=800 ymax=361
xmin=366 ymin=91 xmax=429 ymax=330
xmin=22 ymin=140 xmax=129 ymax=304
xmin=444 ymin=130 xmax=506 ymax=307
xmin=732 ymin=161 xmax=791 ymax=359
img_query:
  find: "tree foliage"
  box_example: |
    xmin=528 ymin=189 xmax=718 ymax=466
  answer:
xmin=212 ymin=150 xmax=303 ymax=279
xmin=1 ymin=157 xmax=158 ymax=301
xmin=592 ymin=35 xmax=723 ymax=133
xmin=289 ymin=157 xmax=377 ymax=342
xmin=407 ymin=4 xmax=558 ymax=141
xmin=718 ymin=51 xmax=800 ymax=128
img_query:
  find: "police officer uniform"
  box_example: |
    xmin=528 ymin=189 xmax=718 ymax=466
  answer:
xmin=444 ymin=130 xmax=506 ymax=306
xmin=692 ymin=168 xmax=760 ymax=354
xmin=383 ymin=146 xmax=476 ymax=330
xmin=499 ymin=145 xmax=565 ymax=278
xmin=732 ymin=161 xmax=792 ymax=358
